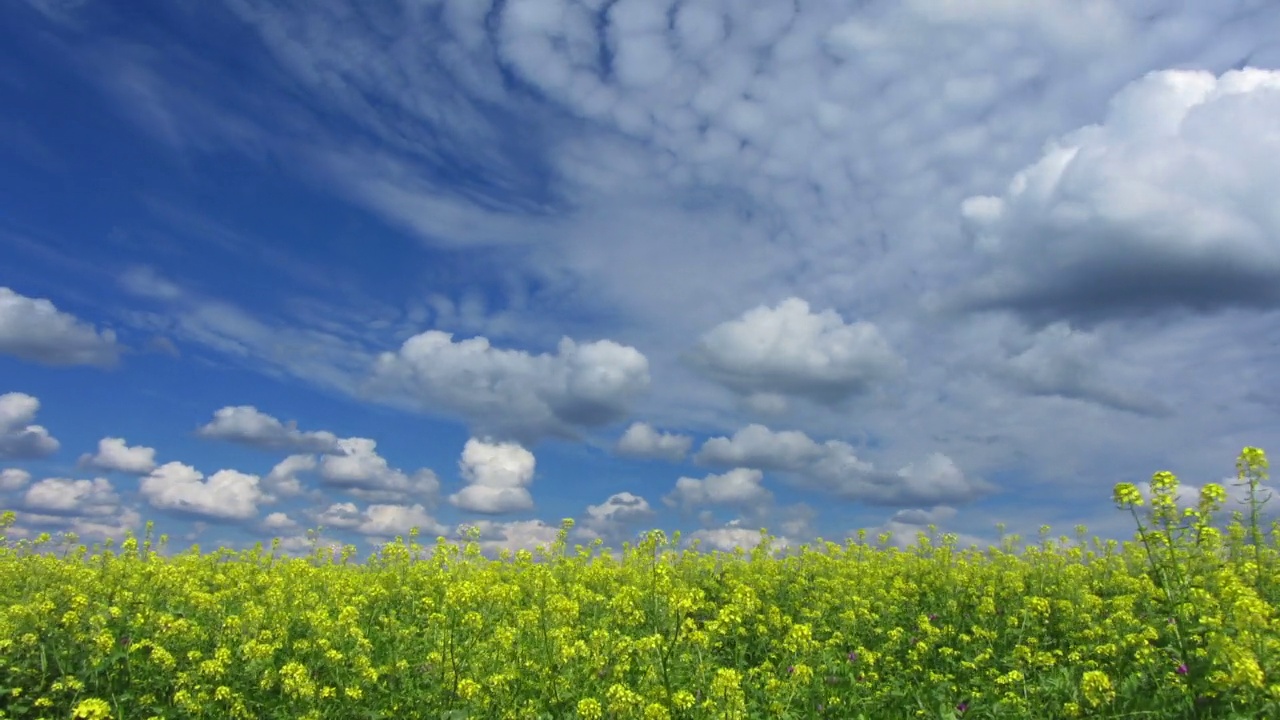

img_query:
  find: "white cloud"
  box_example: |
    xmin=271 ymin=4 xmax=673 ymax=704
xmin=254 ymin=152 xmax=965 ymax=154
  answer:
xmin=696 ymin=423 xmax=995 ymax=506
xmin=580 ymin=491 xmax=656 ymax=541
xmin=18 ymin=506 xmax=143 ymax=544
xmin=454 ymin=518 xmax=562 ymax=556
xmin=0 ymin=287 xmax=120 ymax=367
xmin=116 ymin=267 xmax=375 ymax=394
xmin=615 ymin=422 xmax=692 ymax=461
xmin=0 ymin=392 xmax=60 ymax=459
xmin=261 ymin=511 xmax=298 ymax=532
xmin=863 ymin=505 xmax=991 ymax=551
xmin=0 ymin=468 xmax=31 ymax=491
xmin=449 ymin=438 xmax=536 ymax=514
xmin=695 ymin=423 xmax=825 ymax=471
xmin=687 ymin=520 xmax=790 ymax=555
xmin=951 ymin=67 xmax=1280 ymax=326
xmin=364 ymin=331 xmax=649 ymax=443
xmin=262 ymin=453 xmax=315 ymax=501
xmin=664 ymin=467 xmax=773 ymax=513
xmin=196 ymin=406 xmax=341 ymax=453
xmin=70 ymin=507 xmax=144 ymax=543
xmin=689 ymin=298 xmax=905 ymax=409
xmin=319 ymin=437 xmax=440 ymax=505
xmin=78 ymin=437 xmax=158 ymax=475
xmin=139 ymin=461 xmax=264 ymax=521
xmin=24 ymin=477 xmax=119 ymax=516
xmin=987 ymin=321 xmax=1174 ymax=417
xmin=315 ymin=501 xmax=446 ymax=538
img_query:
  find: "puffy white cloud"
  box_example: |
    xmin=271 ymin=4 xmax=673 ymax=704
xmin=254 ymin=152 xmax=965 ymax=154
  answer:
xmin=687 ymin=520 xmax=790 ymax=555
xmin=78 ymin=437 xmax=158 ymax=475
xmin=19 ymin=506 xmax=143 ymax=544
xmin=951 ymin=68 xmax=1280 ymax=327
xmin=695 ymin=423 xmax=825 ymax=471
xmin=319 ymin=437 xmax=440 ymax=504
xmin=862 ymin=506 xmax=991 ymax=551
xmin=449 ymin=438 xmax=536 ymax=514
xmin=315 ymin=501 xmax=446 ymax=538
xmin=664 ymin=468 xmax=773 ymax=512
xmin=696 ymin=424 xmax=995 ymax=506
xmin=580 ymin=491 xmax=656 ymax=541
xmin=453 ymin=518 xmax=562 ymax=556
xmin=69 ymin=507 xmax=144 ymax=543
xmin=196 ymin=406 xmax=341 ymax=453
xmin=261 ymin=511 xmax=298 ymax=532
xmin=615 ymin=422 xmax=692 ymax=461
xmin=262 ymin=453 xmax=315 ymax=501
xmin=139 ymin=461 xmax=264 ymax=521
xmin=0 ymin=287 xmax=120 ymax=367
xmin=1 ymin=468 xmax=32 ymax=491
xmin=364 ymin=331 xmax=649 ymax=443
xmin=689 ymin=299 xmax=905 ymax=408
xmin=0 ymin=392 xmax=59 ymax=459
xmin=24 ymin=477 xmax=119 ymax=516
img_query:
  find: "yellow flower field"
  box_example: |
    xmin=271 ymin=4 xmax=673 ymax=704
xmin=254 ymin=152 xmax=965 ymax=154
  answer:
xmin=1 ymin=448 xmax=1276 ymax=719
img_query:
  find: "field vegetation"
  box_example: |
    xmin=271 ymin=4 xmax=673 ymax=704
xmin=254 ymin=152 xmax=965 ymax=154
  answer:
xmin=0 ymin=448 xmax=1276 ymax=720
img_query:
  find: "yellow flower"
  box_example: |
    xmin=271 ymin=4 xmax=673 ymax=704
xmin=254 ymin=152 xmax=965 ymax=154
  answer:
xmin=71 ymin=698 xmax=113 ymax=720
xmin=576 ymin=698 xmax=603 ymax=720
xmin=456 ymin=678 xmax=481 ymax=701
xmin=1081 ymin=670 xmax=1114 ymax=708
xmin=642 ymin=703 xmax=670 ymax=720
xmin=1112 ymin=483 xmax=1144 ymax=508
xmin=671 ymin=691 xmax=696 ymax=711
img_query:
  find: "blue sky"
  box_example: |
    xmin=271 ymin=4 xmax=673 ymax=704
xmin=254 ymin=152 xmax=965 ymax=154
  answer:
xmin=3 ymin=0 xmax=1280 ymax=558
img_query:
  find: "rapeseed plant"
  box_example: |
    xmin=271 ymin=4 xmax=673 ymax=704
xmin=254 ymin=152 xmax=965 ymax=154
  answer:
xmin=0 ymin=449 xmax=1276 ymax=718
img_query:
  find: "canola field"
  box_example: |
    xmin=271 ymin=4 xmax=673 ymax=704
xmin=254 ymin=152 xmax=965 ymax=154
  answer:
xmin=0 ymin=448 xmax=1277 ymax=720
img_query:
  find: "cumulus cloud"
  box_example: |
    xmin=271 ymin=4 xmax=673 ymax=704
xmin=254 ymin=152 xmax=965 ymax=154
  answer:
xmin=261 ymin=453 xmax=315 ymax=501
xmin=18 ymin=506 xmax=142 ymax=544
xmin=987 ymin=321 xmax=1174 ymax=417
xmin=261 ymin=511 xmax=298 ymax=532
xmin=696 ymin=423 xmax=825 ymax=471
xmin=863 ymin=506 xmax=990 ymax=551
xmin=696 ymin=424 xmax=995 ymax=506
xmin=950 ymin=67 xmax=1280 ymax=327
xmin=318 ymin=437 xmax=440 ymax=504
xmin=0 ymin=392 xmax=60 ymax=459
xmin=0 ymin=287 xmax=121 ymax=367
xmin=315 ymin=501 xmax=446 ymax=539
xmin=664 ymin=467 xmax=773 ymax=513
xmin=24 ymin=477 xmax=119 ymax=516
xmin=139 ymin=461 xmax=264 ymax=521
xmin=78 ymin=437 xmax=158 ymax=475
xmin=0 ymin=468 xmax=31 ymax=491
xmin=688 ymin=299 xmax=905 ymax=409
xmin=687 ymin=520 xmax=790 ymax=555
xmin=579 ymin=491 xmax=656 ymax=541
xmin=364 ymin=331 xmax=649 ymax=443
xmin=195 ymin=406 xmax=341 ymax=453
xmin=615 ymin=422 xmax=692 ymax=461
xmin=449 ymin=438 xmax=536 ymax=514
xmin=453 ymin=518 xmax=562 ymax=556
